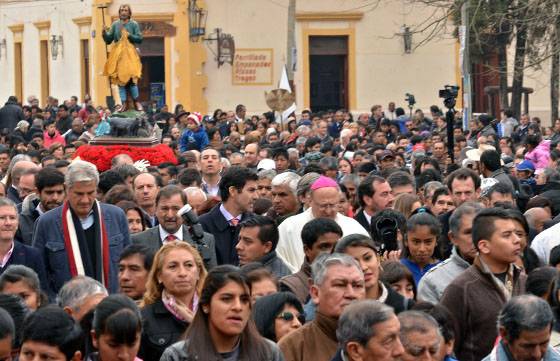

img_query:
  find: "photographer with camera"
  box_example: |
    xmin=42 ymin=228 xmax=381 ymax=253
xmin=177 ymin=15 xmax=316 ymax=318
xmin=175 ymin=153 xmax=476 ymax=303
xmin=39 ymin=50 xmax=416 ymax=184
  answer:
xmin=131 ymin=185 xmax=218 ymax=270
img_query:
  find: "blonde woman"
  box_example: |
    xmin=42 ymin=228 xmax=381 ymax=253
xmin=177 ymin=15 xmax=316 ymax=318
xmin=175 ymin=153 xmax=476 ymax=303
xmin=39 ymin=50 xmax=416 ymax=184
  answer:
xmin=139 ymin=241 xmax=207 ymax=361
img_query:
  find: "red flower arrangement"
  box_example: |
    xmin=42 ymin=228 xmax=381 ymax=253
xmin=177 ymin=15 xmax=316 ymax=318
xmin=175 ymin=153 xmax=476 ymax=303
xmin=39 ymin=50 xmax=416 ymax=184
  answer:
xmin=74 ymin=144 xmax=177 ymax=172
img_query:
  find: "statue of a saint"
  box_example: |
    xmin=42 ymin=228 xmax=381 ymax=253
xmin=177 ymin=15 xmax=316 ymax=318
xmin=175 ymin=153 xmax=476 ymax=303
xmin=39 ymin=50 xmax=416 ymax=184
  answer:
xmin=103 ymin=4 xmax=143 ymax=111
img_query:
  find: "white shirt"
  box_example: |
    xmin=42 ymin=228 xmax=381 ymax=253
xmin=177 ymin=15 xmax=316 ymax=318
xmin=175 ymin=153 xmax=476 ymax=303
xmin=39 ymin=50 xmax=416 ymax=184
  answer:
xmin=202 ymin=177 xmax=220 ymax=197
xmin=277 ymin=208 xmax=370 ymax=271
xmin=531 ymin=222 xmax=560 ymax=264
xmin=37 ymin=203 xmax=46 ymax=216
xmin=363 ymin=210 xmax=373 ymax=226
xmin=159 ymin=225 xmax=184 ymax=244
xmin=0 ymin=242 xmax=14 ymax=268
xmin=80 ymin=210 xmax=95 ymax=230
xmin=219 ymin=204 xmax=241 ymax=224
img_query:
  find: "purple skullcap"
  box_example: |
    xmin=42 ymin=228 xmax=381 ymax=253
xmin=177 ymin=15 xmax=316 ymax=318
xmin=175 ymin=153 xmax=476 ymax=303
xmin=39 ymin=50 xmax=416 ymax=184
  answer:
xmin=310 ymin=175 xmax=338 ymax=191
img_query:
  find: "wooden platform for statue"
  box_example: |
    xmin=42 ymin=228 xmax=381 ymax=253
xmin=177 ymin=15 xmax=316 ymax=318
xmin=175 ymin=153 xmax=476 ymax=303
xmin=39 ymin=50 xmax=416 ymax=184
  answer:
xmin=89 ymin=136 xmax=160 ymax=147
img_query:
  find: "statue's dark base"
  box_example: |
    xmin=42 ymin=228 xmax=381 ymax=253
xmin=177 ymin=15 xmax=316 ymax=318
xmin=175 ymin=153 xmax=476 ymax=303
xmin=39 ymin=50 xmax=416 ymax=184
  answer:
xmin=89 ymin=136 xmax=159 ymax=147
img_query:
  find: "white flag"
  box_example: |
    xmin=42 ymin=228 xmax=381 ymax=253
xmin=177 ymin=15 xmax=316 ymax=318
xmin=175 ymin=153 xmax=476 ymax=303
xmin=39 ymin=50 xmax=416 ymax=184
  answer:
xmin=279 ymin=65 xmax=297 ymax=122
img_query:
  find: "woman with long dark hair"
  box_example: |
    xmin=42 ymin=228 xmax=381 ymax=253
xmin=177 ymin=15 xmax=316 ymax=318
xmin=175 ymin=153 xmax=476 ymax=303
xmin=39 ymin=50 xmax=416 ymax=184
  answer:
xmin=335 ymin=234 xmax=413 ymax=313
xmin=160 ymin=265 xmax=283 ymax=361
xmin=115 ymin=201 xmax=146 ymax=234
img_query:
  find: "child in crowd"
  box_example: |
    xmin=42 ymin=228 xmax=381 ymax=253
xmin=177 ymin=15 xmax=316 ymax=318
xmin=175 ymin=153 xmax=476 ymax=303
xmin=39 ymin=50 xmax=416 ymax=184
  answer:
xmin=400 ymin=212 xmax=441 ymax=286
xmin=89 ymin=294 xmax=143 ymax=361
xmin=380 ymin=261 xmax=416 ymax=300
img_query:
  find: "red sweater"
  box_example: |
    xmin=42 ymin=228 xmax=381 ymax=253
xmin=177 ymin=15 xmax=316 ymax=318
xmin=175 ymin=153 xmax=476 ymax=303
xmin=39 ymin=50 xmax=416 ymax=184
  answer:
xmin=43 ymin=130 xmax=66 ymax=148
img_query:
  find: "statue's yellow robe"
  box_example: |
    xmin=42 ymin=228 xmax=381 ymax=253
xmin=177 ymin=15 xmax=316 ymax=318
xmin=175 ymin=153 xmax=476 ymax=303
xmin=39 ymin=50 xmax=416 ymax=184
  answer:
xmin=103 ymin=29 xmax=142 ymax=86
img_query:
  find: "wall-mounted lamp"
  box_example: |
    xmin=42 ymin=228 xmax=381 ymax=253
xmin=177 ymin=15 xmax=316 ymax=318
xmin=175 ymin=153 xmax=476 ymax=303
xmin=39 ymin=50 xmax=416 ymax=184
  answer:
xmin=50 ymin=35 xmax=63 ymax=60
xmin=188 ymin=0 xmax=207 ymax=42
xmin=401 ymin=25 xmax=412 ymax=54
xmin=0 ymin=39 xmax=6 ymax=60
xmin=204 ymin=28 xmax=235 ymax=67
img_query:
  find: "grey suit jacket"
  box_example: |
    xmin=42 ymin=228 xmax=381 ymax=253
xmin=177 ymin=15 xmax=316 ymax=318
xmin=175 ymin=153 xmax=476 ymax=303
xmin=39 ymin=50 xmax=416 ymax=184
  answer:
xmin=131 ymin=226 xmax=217 ymax=270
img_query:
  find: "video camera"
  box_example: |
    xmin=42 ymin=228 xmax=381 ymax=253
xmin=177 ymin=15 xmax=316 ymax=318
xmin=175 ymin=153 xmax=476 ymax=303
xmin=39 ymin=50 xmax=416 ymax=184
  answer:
xmin=405 ymin=93 xmax=416 ymax=109
xmin=439 ymin=85 xmax=459 ymax=109
xmin=178 ymin=204 xmax=213 ymax=268
xmin=372 ymin=216 xmax=399 ymax=254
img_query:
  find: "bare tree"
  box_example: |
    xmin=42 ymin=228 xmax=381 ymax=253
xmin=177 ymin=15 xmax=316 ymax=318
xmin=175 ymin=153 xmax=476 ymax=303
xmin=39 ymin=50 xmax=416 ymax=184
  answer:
xmin=411 ymin=0 xmax=560 ymax=120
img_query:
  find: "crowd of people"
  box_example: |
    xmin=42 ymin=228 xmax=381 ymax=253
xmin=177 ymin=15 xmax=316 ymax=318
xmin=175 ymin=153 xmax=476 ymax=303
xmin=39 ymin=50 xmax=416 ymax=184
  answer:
xmin=0 ymin=93 xmax=559 ymax=361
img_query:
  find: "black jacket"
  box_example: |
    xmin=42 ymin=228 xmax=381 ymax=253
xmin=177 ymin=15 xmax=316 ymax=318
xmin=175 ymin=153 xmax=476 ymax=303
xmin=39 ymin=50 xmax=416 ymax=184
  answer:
xmin=199 ymin=204 xmax=253 ymax=265
xmin=56 ymin=116 xmax=73 ymax=134
xmin=12 ymin=129 xmax=30 ymax=142
xmin=1 ymin=241 xmax=49 ymax=292
xmin=0 ymin=100 xmax=24 ymax=132
xmin=65 ymin=130 xmax=82 ymax=144
xmin=437 ymin=211 xmax=453 ymax=260
xmin=16 ymin=196 xmax=41 ymax=246
xmin=139 ymin=299 xmax=189 ymax=361
xmin=540 ymin=182 xmax=560 ymax=217
xmin=6 ymin=185 xmax=21 ymax=205
xmin=354 ymin=209 xmax=370 ymax=234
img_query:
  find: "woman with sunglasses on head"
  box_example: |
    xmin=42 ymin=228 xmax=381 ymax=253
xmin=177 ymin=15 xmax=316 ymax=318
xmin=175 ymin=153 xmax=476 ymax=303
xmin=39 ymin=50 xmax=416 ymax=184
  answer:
xmin=160 ymin=265 xmax=284 ymax=361
xmin=335 ymin=234 xmax=413 ymax=314
xmin=252 ymin=292 xmax=304 ymax=342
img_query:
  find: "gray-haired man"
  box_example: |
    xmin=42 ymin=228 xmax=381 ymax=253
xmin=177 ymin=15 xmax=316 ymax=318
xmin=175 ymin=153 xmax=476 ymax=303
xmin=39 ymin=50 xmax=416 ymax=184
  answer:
xmin=333 ymin=300 xmax=404 ymax=361
xmin=399 ymin=311 xmax=442 ymax=361
xmin=33 ymin=160 xmax=130 ymax=298
xmin=268 ymin=172 xmax=301 ymax=223
xmin=56 ymin=275 xmax=108 ymax=321
xmin=279 ymin=253 xmax=365 ymax=361
xmin=483 ymin=295 xmax=560 ymax=361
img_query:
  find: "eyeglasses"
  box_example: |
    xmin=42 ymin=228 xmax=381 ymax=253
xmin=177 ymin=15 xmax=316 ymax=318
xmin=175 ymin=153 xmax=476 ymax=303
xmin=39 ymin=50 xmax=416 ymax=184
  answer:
xmin=316 ymin=203 xmax=338 ymax=211
xmin=276 ymin=311 xmax=305 ymax=324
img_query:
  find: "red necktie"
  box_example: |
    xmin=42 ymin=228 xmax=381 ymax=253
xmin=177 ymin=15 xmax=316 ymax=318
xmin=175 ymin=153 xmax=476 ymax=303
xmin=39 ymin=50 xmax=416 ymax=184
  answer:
xmin=165 ymin=234 xmax=177 ymax=243
xmin=230 ymin=218 xmax=239 ymax=227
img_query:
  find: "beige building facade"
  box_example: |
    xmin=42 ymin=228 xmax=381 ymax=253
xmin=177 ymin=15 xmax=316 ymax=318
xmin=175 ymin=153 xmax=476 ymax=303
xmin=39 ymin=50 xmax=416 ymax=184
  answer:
xmin=0 ymin=0 xmax=553 ymax=122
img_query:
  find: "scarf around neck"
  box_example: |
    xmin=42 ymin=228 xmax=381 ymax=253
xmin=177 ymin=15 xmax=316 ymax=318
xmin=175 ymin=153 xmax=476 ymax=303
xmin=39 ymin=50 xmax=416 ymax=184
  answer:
xmin=162 ymin=289 xmax=199 ymax=322
xmin=62 ymin=200 xmax=110 ymax=287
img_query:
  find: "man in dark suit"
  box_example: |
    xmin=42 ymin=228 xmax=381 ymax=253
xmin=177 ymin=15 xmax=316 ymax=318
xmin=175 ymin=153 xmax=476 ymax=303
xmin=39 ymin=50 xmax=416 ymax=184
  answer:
xmin=0 ymin=197 xmax=47 ymax=289
xmin=33 ymin=160 xmax=130 ymax=298
xmin=131 ymin=185 xmax=217 ymax=270
xmin=16 ymin=167 xmax=66 ymax=245
xmin=199 ymin=166 xmax=259 ymax=265
xmin=7 ymin=159 xmax=39 ymax=205
xmin=133 ymin=172 xmax=160 ymax=228
xmin=355 ymin=174 xmax=395 ymax=233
